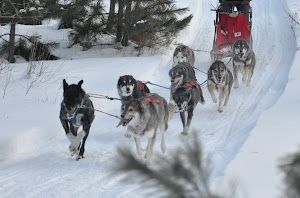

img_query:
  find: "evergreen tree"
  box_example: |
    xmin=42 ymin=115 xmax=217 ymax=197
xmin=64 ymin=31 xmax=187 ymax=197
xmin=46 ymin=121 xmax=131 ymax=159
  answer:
xmin=114 ymin=0 xmax=193 ymax=48
xmin=106 ymin=0 xmax=117 ymax=32
xmin=0 ymin=0 xmax=44 ymax=62
xmin=42 ymin=0 xmax=91 ymax=29
xmin=42 ymin=0 xmax=106 ymax=50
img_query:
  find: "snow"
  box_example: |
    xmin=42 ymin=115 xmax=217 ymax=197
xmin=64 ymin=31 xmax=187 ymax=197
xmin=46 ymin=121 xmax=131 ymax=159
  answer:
xmin=0 ymin=0 xmax=299 ymax=197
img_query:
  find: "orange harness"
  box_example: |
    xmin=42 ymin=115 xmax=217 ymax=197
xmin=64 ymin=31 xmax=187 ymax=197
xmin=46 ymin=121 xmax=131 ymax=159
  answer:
xmin=143 ymin=94 xmax=164 ymax=106
xmin=137 ymin=82 xmax=147 ymax=96
xmin=180 ymin=81 xmax=202 ymax=93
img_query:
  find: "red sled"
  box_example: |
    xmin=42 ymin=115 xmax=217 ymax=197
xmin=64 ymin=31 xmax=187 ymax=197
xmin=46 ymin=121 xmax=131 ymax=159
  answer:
xmin=210 ymin=3 xmax=253 ymax=60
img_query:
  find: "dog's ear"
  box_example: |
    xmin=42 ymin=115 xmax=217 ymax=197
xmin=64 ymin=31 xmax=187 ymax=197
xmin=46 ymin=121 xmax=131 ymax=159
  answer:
xmin=78 ymin=80 xmax=83 ymax=88
xmin=118 ymin=76 xmax=124 ymax=85
xmin=131 ymin=77 xmax=137 ymax=84
xmin=63 ymin=79 xmax=68 ymax=90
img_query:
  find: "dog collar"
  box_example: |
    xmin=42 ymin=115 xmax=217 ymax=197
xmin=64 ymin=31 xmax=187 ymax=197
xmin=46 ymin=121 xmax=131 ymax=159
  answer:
xmin=66 ymin=99 xmax=86 ymax=122
xmin=210 ymin=78 xmax=219 ymax=89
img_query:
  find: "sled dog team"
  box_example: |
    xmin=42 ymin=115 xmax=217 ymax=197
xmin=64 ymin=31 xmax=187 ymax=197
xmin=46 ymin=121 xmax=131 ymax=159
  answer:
xmin=60 ymin=39 xmax=256 ymax=164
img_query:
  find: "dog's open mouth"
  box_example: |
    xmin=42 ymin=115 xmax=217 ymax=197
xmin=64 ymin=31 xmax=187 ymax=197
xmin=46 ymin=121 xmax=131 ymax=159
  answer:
xmin=67 ymin=109 xmax=77 ymax=117
xmin=240 ymin=53 xmax=244 ymax=58
xmin=116 ymin=118 xmax=133 ymax=127
xmin=171 ymin=81 xmax=180 ymax=89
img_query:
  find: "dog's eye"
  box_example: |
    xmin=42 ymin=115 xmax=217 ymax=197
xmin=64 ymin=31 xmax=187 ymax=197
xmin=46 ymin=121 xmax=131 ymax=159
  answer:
xmin=213 ymin=69 xmax=218 ymax=73
xmin=180 ymin=96 xmax=185 ymax=100
xmin=220 ymin=69 xmax=224 ymax=72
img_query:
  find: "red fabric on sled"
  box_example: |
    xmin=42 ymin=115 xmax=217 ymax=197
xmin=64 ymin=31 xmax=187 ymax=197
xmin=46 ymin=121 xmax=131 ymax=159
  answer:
xmin=216 ymin=13 xmax=250 ymax=47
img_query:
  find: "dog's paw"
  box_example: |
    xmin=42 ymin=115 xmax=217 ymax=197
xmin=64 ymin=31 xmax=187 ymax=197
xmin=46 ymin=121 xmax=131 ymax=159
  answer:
xmin=242 ymin=78 xmax=246 ymax=83
xmin=181 ymin=131 xmax=188 ymax=136
xmin=218 ymin=108 xmax=223 ymax=113
xmin=76 ymin=155 xmax=84 ymax=161
xmin=69 ymin=144 xmax=77 ymax=152
xmin=71 ymin=149 xmax=79 ymax=156
xmin=234 ymin=83 xmax=239 ymax=88
xmin=145 ymin=159 xmax=152 ymax=166
xmin=124 ymin=133 xmax=131 ymax=138
xmin=137 ymin=149 xmax=146 ymax=156
xmin=212 ymin=97 xmax=217 ymax=103
xmin=161 ymin=144 xmax=167 ymax=153
xmin=69 ymin=141 xmax=81 ymax=153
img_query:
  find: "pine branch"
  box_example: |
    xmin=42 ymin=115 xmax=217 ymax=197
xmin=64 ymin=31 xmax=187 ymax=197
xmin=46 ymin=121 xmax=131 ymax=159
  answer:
xmin=113 ymin=132 xmax=225 ymax=198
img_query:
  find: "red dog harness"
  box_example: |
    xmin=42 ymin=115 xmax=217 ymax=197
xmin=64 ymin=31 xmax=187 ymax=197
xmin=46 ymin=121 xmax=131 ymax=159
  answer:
xmin=137 ymin=82 xmax=147 ymax=96
xmin=143 ymin=94 xmax=164 ymax=106
xmin=180 ymin=81 xmax=202 ymax=93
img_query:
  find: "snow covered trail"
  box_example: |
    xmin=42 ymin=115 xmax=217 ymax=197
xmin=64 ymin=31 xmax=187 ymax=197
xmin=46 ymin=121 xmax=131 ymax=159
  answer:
xmin=0 ymin=0 xmax=296 ymax=197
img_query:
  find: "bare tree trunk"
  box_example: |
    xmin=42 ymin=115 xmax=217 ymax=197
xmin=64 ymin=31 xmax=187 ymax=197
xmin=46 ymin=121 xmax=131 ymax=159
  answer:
xmin=7 ymin=23 xmax=16 ymax=63
xmin=122 ymin=0 xmax=132 ymax=46
xmin=106 ymin=0 xmax=117 ymax=32
xmin=116 ymin=0 xmax=124 ymax=43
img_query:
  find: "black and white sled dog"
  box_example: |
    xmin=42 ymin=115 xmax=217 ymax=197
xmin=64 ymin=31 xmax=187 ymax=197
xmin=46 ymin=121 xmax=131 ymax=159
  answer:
xmin=168 ymin=62 xmax=197 ymax=120
xmin=172 ymin=44 xmax=195 ymax=67
xmin=60 ymin=79 xmax=95 ymax=160
xmin=117 ymin=75 xmax=150 ymax=104
xmin=232 ymin=39 xmax=256 ymax=88
xmin=207 ymin=60 xmax=233 ymax=113
xmin=172 ymin=84 xmax=205 ymax=135
xmin=117 ymin=93 xmax=169 ymax=165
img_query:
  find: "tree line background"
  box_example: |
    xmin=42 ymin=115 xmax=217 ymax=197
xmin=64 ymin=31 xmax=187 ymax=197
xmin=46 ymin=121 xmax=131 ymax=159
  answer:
xmin=0 ymin=0 xmax=192 ymax=63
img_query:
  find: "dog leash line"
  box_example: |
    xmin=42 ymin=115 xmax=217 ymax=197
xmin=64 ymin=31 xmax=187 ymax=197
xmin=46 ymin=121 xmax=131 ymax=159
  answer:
xmin=87 ymin=93 xmax=121 ymax=101
xmin=193 ymin=67 xmax=207 ymax=74
xmin=226 ymin=58 xmax=233 ymax=66
xmin=89 ymin=107 xmax=121 ymax=120
xmin=143 ymin=81 xmax=176 ymax=91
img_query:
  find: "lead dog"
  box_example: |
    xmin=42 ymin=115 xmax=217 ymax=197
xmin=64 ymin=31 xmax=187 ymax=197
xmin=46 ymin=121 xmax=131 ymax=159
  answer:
xmin=172 ymin=83 xmax=205 ymax=135
xmin=232 ymin=39 xmax=256 ymax=88
xmin=117 ymin=75 xmax=150 ymax=104
xmin=60 ymin=79 xmax=95 ymax=160
xmin=117 ymin=93 xmax=169 ymax=165
xmin=172 ymin=45 xmax=195 ymax=67
xmin=207 ymin=60 xmax=233 ymax=113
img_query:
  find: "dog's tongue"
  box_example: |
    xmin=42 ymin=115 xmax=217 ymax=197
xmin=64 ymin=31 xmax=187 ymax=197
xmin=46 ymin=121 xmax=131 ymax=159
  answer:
xmin=171 ymin=82 xmax=177 ymax=89
xmin=116 ymin=119 xmax=129 ymax=128
xmin=67 ymin=109 xmax=76 ymax=117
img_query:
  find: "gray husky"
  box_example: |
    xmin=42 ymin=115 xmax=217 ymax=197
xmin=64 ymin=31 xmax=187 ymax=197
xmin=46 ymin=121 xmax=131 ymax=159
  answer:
xmin=117 ymin=75 xmax=150 ymax=104
xmin=232 ymin=39 xmax=256 ymax=88
xmin=207 ymin=60 xmax=233 ymax=113
xmin=60 ymin=79 xmax=95 ymax=160
xmin=117 ymin=93 xmax=169 ymax=165
xmin=168 ymin=62 xmax=197 ymax=120
xmin=172 ymin=45 xmax=195 ymax=67
xmin=172 ymin=84 xmax=205 ymax=135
